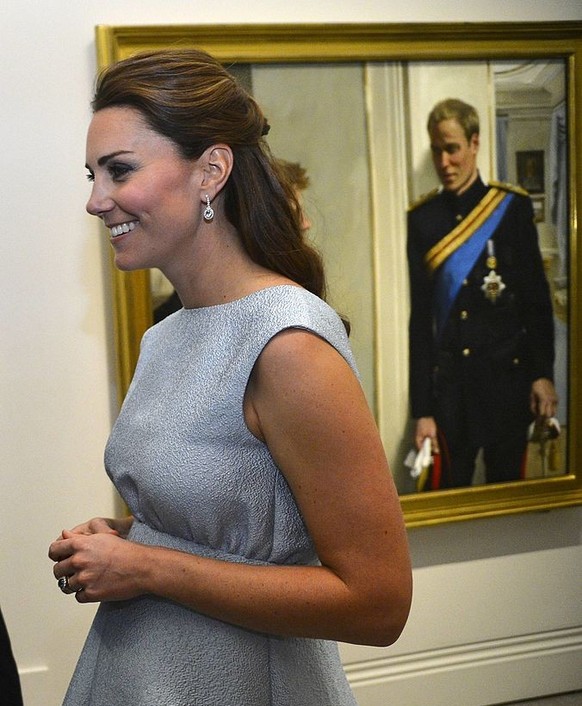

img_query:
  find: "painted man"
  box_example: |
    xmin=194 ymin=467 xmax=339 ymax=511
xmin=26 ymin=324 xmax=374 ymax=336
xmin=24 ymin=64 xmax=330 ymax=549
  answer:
xmin=407 ymin=98 xmax=558 ymax=488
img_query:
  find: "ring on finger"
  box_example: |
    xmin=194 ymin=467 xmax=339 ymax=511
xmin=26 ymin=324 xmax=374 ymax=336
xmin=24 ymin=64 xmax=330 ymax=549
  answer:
xmin=57 ymin=576 xmax=76 ymax=595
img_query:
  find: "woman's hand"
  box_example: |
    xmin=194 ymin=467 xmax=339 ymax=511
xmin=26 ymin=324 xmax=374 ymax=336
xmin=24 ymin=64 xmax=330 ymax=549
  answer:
xmin=54 ymin=516 xmax=134 ymax=541
xmin=49 ymin=528 xmax=145 ymax=603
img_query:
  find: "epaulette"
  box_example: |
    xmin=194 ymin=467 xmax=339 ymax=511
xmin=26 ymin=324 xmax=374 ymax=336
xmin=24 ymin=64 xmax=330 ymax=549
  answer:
xmin=407 ymin=187 xmax=439 ymax=212
xmin=489 ymin=179 xmax=529 ymax=197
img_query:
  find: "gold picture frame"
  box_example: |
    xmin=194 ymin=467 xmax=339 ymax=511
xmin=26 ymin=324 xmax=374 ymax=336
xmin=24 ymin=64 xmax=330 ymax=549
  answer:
xmin=94 ymin=22 xmax=582 ymax=527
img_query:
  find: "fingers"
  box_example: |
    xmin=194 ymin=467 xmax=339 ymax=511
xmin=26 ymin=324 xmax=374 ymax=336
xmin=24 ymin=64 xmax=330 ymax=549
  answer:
xmin=49 ymin=525 xmax=134 ymax=604
xmin=50 ymin=520 xmax=123 ymax=604
xmin=414 ymin=417 xmax=439 ymax=454
xmin=53 ymin=528 xmax=70 ymax=542
xmin=53 ymin=549 xmax=86 ymax=596
xmin=530 ymin=379 xmax=559 ymax=419
xmin=48 ymin=538 xmax=70 ymax=563
xmin=49 ymin=531 xmax=86 ymax=566
xmin=50 ymin=532 xmax=90 ymax=576
xmin=52 ymin=554 xmax=73 ymax=581
xmin=56 ymin=574 xmax=85 ymax=595
xmin=75 ymin=587 xmax=90 ymax=603
xmin=57 ymin=576 xmax=76 ymax=595
xmin=543 ymin=395 xmax=558 ymax=418
xmin=87 ymin=518 xmax=121 ymax=535
xmin=51 ymin=520 xmax=121 ymax=558
xmin=531 ymin=394 xmax=558 ymax=419
xmin=415 ymin=434 xmax=439 ymax=454
xmin=69 ymin=517 xmax=119 ymax=536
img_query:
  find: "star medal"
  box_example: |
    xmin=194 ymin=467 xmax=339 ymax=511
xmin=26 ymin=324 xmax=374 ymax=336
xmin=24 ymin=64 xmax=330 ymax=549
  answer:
xmin=481 ymin=239 xmax=505 ymax=303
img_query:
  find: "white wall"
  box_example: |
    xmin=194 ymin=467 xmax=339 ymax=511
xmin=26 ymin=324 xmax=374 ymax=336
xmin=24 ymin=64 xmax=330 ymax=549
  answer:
xmin=0 ymin=2 xmax=581 ymax=705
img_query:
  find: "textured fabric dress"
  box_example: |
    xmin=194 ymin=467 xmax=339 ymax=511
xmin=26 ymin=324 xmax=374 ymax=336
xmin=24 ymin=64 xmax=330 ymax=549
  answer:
xmin=63 ymin=285 xmax=360 ymax=706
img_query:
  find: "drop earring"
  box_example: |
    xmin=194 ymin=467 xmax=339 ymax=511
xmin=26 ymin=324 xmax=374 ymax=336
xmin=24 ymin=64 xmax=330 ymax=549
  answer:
xmin=203 ymin=195 xmax=214 ymax=222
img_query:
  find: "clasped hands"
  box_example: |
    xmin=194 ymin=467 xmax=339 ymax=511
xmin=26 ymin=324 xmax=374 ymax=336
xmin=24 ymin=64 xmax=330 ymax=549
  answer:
xmin=49 ymin=516 xmax=139 ymax=603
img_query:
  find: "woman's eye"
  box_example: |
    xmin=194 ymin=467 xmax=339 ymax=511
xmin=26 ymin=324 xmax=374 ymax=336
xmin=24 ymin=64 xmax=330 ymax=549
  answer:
xmin=108 ymin=163 xmax=133 ymax=180
xmin=86 ymin=172 xmax=95 ymax=183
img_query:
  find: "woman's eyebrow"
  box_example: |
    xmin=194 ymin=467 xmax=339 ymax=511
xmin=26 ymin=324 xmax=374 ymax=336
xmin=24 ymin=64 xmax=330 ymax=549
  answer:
xmin=85 ymin=150 xmax=134 ymax=170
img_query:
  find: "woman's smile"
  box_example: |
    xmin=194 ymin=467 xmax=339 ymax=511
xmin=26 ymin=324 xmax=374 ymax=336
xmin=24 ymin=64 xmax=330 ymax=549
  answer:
xmin=109 ymin=220 xmax=139 ymax=238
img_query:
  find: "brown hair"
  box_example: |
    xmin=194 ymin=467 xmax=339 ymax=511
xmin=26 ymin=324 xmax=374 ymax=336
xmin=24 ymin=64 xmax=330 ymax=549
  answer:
xmin=427 ymin=98 xmax=480 ymax=141
xmin=92 ymin=49 xmax=326 ymax=300
xmin=275 ymin=159 xmax=310 ymax=192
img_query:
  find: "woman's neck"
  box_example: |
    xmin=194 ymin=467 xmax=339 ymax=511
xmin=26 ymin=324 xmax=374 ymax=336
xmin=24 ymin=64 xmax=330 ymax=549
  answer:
xmin=164 ymin=227 xmax=292 ymax=309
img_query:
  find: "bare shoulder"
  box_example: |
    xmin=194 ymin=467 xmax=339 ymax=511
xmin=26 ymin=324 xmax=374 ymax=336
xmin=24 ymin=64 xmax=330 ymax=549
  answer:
xmin=253 ymin=327 xmax=356 ymax=397
xmin=245 ymin=327 xmax=364 ymax=442
xmin=262 ymin=326 xmax=347 ymax=365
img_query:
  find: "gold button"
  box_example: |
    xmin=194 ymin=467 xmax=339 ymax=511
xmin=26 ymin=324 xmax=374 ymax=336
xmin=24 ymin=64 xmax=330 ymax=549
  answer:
xmin=463 ymin=279 xmax=469 ymax=286
xmin=456 ymin=214 xmax=463 ymax=222
xmin=460 ymin=310 xmax=468 ymax=320
xmin=513 ymin=357 xmax=520 ymax=365
xmin=462 ymin=348 xmax=471 ymax=357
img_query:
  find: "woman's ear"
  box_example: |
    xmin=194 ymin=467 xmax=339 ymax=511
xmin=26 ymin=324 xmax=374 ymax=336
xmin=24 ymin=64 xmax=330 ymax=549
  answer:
xmin=198 ymin=144 xmax=234 ymax=200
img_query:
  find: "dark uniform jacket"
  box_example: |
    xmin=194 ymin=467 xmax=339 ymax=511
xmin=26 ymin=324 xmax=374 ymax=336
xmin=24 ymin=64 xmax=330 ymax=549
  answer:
xmin=407 ymin=176 xmax=555 ymax=446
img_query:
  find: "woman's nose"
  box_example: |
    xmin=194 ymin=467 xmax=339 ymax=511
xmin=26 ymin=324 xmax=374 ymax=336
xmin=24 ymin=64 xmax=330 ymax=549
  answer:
xmin=86 ymin=183 xmax=114 ymax=217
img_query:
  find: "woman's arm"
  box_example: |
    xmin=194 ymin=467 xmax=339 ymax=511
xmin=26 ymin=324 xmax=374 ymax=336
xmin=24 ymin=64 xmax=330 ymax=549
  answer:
xmin=49 ymin=329 xmax=412 ymax=647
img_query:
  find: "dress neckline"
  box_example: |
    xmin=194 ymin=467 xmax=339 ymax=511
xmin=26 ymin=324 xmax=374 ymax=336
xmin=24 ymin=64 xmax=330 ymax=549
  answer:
xmin=178 ymin=283 xmax=305 ymax=316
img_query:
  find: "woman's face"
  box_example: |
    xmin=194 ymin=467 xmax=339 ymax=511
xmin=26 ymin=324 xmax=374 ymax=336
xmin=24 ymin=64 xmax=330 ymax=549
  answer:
xmin=85 ymin=106 xmax=202 ymax=272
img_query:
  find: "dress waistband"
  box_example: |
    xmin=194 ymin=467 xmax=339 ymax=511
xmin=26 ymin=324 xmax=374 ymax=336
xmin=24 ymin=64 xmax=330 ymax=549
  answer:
xmin=128 ymin=519 xmax=273 ymax=567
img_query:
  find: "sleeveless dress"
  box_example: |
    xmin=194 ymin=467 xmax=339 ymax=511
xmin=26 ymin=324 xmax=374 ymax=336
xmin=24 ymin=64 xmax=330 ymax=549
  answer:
xmin=63 ymin=285 xmax=360 ymax=706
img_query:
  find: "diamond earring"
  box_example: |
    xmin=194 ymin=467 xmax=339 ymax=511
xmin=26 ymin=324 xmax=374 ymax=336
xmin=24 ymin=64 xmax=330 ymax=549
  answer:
xmin=203 ymin=195 xmax=214 ymax=222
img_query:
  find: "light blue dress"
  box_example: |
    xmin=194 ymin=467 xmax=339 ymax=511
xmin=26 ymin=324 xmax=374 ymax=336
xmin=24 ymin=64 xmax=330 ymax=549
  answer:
xmin=63 ymin=285 xmax=359 ymax=706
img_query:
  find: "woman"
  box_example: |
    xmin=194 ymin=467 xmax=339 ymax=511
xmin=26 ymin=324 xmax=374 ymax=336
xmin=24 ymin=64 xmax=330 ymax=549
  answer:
xmin=49 ymin=49 xmax=412 ymax=706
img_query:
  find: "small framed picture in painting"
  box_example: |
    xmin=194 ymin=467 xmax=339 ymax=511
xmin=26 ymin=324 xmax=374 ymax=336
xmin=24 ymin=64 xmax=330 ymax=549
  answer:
xmin=516 ymin=150 xmax=545 ymax=194
xmin=531 ymin=196 xmax=545 ymax=223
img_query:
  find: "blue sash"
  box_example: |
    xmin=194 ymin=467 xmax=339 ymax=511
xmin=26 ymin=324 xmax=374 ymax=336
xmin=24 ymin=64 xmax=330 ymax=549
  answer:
xmin=434 ymin=192 xmax=514 ymax=340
